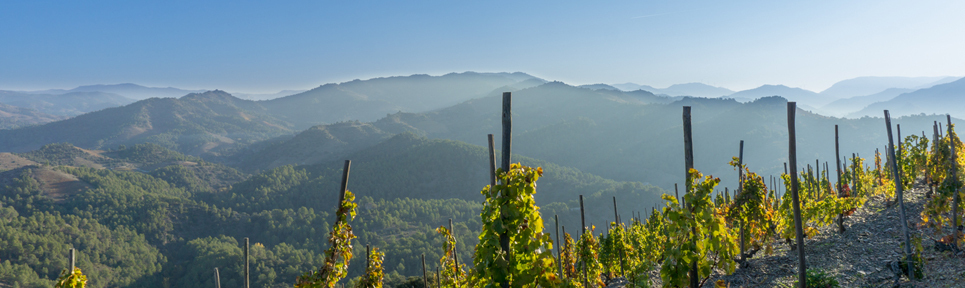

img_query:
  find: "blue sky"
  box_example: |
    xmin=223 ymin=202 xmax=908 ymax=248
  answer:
xmin=1 ymin=0 xmax=963 ymax=93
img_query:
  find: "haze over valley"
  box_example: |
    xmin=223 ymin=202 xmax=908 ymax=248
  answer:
xmin=3 ymin=1 xmax=965 ymax=287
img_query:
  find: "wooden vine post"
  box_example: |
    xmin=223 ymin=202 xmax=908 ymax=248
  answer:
xmin=214 ymin=267 xmax=221 ymax=288
xmin=422 ymin=254 xmax=428 ymax=288
xmin=556 ymin=214 xmax=563 ymax=277
xmin=449 ymin=218 xmax=459 ymax=274
xmin=835 ymin=125 xmax=846 ymax=232
xmin=948 ymin=114 xmax=960 ymax=249
xmin=498 ymin=92 xmax=512 ymax=288
xmin=851 ymin=153 xmax=857 ymax=194
xmin=682 ymin=106 xmax=698 ymax=288
xmin=244 ymin=237 xmax=249 ymax=288
xmin=737 ymin=140 xmax=746 ymax=262
xmin=488 ymin=134 xmax=497 ymax=188
xmin=613 ymin=196 xmax=626 ymax=277
xmin=69 ymin=248 xmax=75 ymax=273
xmin=787 ymin=102 xmax=807 ymax=287
xmin=884 ymin=110 xmax=914 ymax=280
xmin=579 ymin=195 xmax=588 ymax=288
xmin=899 ymin=124 xmax=905 ymax=188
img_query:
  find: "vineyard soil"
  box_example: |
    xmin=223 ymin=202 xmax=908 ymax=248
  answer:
xmin=704 ymin=178 xmax=965 ymax=287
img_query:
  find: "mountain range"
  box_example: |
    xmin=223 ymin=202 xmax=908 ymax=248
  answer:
xmin=24 ymin=83 xmax=205 ymax=100
xmin=612 ymin=76 xmax=961 ymax=117
xmin=0 ymin=90 xmax=135 ymax=116
xmin=3 ymin=71 xmax=965 ymax=287
xmin=612 ymin=82 xmax=735 ymax=98
xmin=3 ymin=73 xmax=963 ymax=192
xmin=850 ymin=76 xmax=965 ymax=118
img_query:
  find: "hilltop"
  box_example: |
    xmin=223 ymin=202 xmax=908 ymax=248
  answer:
xmin=0 ymin=90 xmax=293 ymax=155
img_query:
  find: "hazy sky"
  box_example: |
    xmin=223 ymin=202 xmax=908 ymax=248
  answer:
xmin=2 ymin=0 xmax=963 ymax=93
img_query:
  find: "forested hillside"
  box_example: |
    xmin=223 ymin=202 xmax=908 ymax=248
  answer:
xmin=237 ymin=82 xmax=959 ymax=192
xmin=0 ymin=129 xmax=663 ymax=287
xmin=0 ymin=103 xmax=66 ymax=129
xmin=0 ymin=91 xmax=294 ymax=156
xmin=2 ymin=73 xmax=963 ymax=287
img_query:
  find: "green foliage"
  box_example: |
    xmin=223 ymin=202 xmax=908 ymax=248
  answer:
xmin=355 ymin=248 xmax=385 ymax=288
xmin=575 ymin=227 xmax=603 ymax=288
xmin=54 ymin=268 xmax=87 ymax=288
xmin=622 ymin=210 xmax=665 ymax=288
xmin=922 ymin=123 xmax=965 ymax=234
xmin=0 ymin=210 xmax=164 ymax=287
xmin=900 ymin=134 xmax=929 ymax=190
xmin=17 ymin=143 xmax=102 ymax=167
xmin=473 ymin=163 xmax=558 ymax=288
xmin=659 ymin=169 xmax=738 ymax=288
xmin=296 ymin=191 xmax=358 ymax=288
xmin=797 ymin=269 xmax=839 ymax=288
xmin=108 ymin=143 xmax=200 ymax=165
xmin=776 ymin=171 xmax=863 ymax=241
xmin=727 ymin=159 xmax=777 ymax=255
xmin=559 ymin=233 xmax=579 ymax=283
xmin=435 ymin=226 xmax=467 ymax=288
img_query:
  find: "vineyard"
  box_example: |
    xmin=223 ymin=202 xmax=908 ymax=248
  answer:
xmin=285 ymin=95 xmax=965 ymax=288
xmin=18 ymin=94 xmax=965 ymax=288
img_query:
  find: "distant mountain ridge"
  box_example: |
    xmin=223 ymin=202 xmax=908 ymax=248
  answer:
xmin=0 ymin=90 xmax=293 ymax=156
xmin=236 ymin=81 xmax=956 ymax=192
xmin=819 ymin=76 xmax=960 ymax=117
xmin=818 ymin=76 xmax=957 ymax=99
xmin=0 ymin=103 xmax=67 ymax=129
xmin=259 ymin=71 xmax=543 ymax=129
xmin=612 ymin=82 xmax=735 ymax=98
xmin=0 ymin=72 xmax=543 ymax=155
xmin=850 ymin=77 xmax=965 ymax=118
xmin=0 ymin=90 xmax=135 ymax=117
xmin=25 ymin=83 xmax=206 ymax=100
xmin=726 ymin=84 xmax=830 ymax=108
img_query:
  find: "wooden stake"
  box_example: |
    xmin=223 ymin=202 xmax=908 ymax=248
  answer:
xmin=498 ymin=93 xmax=512 ymax=288
xmin=501 ymin=92 xmax=512 ymax=173
xmin=214 ymin=267 xmax=221 ymax=288
xmin=488 ymin=134 xmax=497 ymax=188
xmin=683 ymin=106 xmax=698 ymax=288
xmin=366 ymin=244 xmax=371 ymax=270
xmin=338 ymin=160 xmax=351 ymax=208
xmin=948 ymin=114 xmax=960 ymax=250
xmin=422 ymin=254 xmax=429 ymax=288
xmin=69 ymin=248 xmax=75 ymax=272
xmin=244 ymin=237 xmax=249 ymax=288
xmin=449 ymin=219 xmax=458 ymax=275
xmin=884 ymin=110 xmax=914 ymax=280
xmin=613 ymin=196 xmax=626 ymax=277
xmin=556 ymin=214 xmax=562 ymax=277
xmin=579 ymin=195 xmax=588 ymax=288
xmin=788 ymin=102 xmax=807 ymax=288
xmin=738 ymin=140 xmax=745 ymax=263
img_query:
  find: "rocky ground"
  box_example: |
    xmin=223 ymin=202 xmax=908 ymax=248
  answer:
xmin=602 ymin=179 xmax=965 ymax=288
xmin=708 ymin=180 xmax=965 ymax=287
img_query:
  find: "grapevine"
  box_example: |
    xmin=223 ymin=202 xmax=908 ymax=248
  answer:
xmin=296 ymin=191 xmax=358 ymax=288
xmin=436 ymin=225 xmax=468 ymax=288
xmin=659 ymin=169 xmax=738 ymax=288
xmin=55 ymin=268 xmax=88 ymax=288
xmin=576 ymin=226 xmax=604 ymax=287
xmin=472 ymin=163 xmax=559 ymax=288
xmin=355 ymin=247 xmax=385 ymax=288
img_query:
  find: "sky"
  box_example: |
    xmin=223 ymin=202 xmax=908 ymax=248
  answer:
xmin=2 ymin=0 xmax=964 ymax=93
